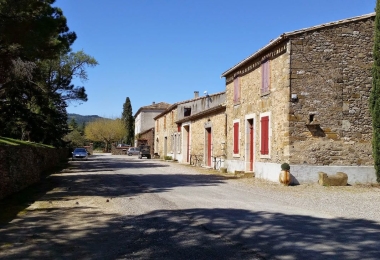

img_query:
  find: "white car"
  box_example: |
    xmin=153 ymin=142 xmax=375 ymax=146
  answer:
xmin=127 ymin=147 xmax=140 ymax=156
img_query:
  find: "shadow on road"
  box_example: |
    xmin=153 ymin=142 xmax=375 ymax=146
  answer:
xmin=0 ymin=206 xmax=379 ymax=259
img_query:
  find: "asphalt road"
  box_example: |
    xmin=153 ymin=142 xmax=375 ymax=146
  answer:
xmin=0 ymin=153 xmax=379 ymax=260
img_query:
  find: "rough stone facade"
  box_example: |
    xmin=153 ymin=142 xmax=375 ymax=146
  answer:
xmin=183 ymin=106 xmax=226 ymax=168
xmin=155 ymin=108 xmax=180 ymax=160
xmin=289 ymin=16 xmax=374 ymax=166
xmin=137 ymin=128 xmax=155 ymax=156
xmin=154 ymin=92 xmax=226 ymax=164
xmin=222 ymin=13 xmax=376 ymax=184
xmin=0 ymin=146 xmax=68 ymax=200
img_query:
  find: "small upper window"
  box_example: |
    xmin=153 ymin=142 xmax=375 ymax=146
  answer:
xmin=261 ymin=59 xmax=270 ymax=94
xmin=184 ymin=107 xmax=191 ymax=117
xmin=233 ymin=76 xmax=240 ymax=104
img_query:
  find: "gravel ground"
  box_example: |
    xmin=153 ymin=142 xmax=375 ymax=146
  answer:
xmin=164 ymin=160 xmax=380 ymax=222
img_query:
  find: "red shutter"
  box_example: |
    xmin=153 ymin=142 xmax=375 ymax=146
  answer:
xmin=177 ymin=123 xmax=181 ymax=132
xmin=261 ymin=116 xmax=269 ymax=155
xmin=233 ymin=122 xmax=239 ymax=154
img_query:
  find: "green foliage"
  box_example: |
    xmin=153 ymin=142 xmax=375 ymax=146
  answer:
xmin=85 ymin=118 xmax=126 ymax=152
xmin=122 ymin=97 xmax=134 ymax=145
xmin=371 ymin=1 xmax=380 ymax=183
xmin=164 ymin=156 xmax=172 ymax=161
xmin=67 ymin=114 xmax=104 ymax=125
xmin=281 ymin=163 xmax=290 ymax=171
xmin=0 ymin=1 xmax=98 ymax=148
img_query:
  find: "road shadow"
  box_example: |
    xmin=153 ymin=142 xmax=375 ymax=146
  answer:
xmin=0 ymin=157 xmax=227 ymax=225
xmin=0 ymin=207 xmax=379 ymax=259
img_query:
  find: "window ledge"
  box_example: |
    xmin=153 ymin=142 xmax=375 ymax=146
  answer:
xmin=260 ymin=154 xmax=270 ymax=159
xmin=260 ymin=91 xmax=271 ymax=97
xmin=233 ymin=154 xmax=240 ymax=158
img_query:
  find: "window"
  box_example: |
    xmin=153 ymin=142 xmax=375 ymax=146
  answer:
xmin=164 ymin=116 xmax=166 ymax=130
xmin=261 ymin=59 xmax=270 ymax=94
xmin=184 ymin=107 xmax=191 ymax=117
xmin=233 ymin=120 xmax=239 ymax=155
xmin=156 ymin=119 xmax=159 ymax=132
xmin=233 ymin=76 xmax=240 ymax=104
xmin=260 ymin=115 xmax=269 ymax=155
xmin=177 ymin=123 xmax=181 ymax=132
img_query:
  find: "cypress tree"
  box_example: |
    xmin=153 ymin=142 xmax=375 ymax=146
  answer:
xmin=370 ymin=0 xmax=380 ymax=183
xmin=121 ymin=97 xmax=134 ymax=145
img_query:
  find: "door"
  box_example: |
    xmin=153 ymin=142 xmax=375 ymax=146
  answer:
xmin=164 ymin=137 xmax=168 ymax=156
xmin=206 ymin=128 xmax=212 ymax=166
xmin=248 ymin=119 xmax=254 ymax=171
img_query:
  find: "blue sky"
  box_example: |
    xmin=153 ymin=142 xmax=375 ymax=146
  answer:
xmin=55 ymin=0 xmax=376 ymax=118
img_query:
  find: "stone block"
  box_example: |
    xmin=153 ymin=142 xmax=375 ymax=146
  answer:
xmin=318 ymin=172 xmax=348 ymax=186
xmin=220 ymin=167 xmax=227 ymax=173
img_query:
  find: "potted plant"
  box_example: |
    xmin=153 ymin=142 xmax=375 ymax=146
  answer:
xmin=279 ymin=163 xmax=291 ymax=186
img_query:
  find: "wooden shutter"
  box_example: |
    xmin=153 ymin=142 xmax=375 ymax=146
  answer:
xmin=234 ymin=77 xmax=240 ymax=103
xmin=261 ymin=116 xmax=269 ymax=155
xmin=233 ymin=122 xmax=239 ymax=154
xmin=261 ymin=60 xmax=270 ymax=93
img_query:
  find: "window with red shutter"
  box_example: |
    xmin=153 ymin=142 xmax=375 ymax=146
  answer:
xmin=260 ymin=116 xmax=269 ymax=155
xmin=233 ymin=122 xmax=239 ymax=154
xmin=261 ymin=60 xmax=270 ymax=94
xmin=233 ymin=76 xmax=240 ymax=104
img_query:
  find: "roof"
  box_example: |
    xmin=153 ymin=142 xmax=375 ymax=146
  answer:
xmin=134 ymin=102 xmax=171 ymax=117
xmin=221 ymin=12 xmax=375 ymax=78
xmin=154 ymin=91 xmax=225 ymax=120
xmin=175 ymin=104 xmax=226 ymax=124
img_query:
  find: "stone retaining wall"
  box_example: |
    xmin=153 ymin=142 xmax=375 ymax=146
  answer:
xmin=0 ymin=146 xmax=68 ymax=200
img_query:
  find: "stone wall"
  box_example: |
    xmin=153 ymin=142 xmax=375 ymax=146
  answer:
xmin=224 ymin=42 xmax=291 ymax=171
xmin=189 ymin=108 xmax=226 ymax=167
xmin=155 ymin=109 xmax=179 ymax=159
xmin=289 ymin=16 xmax=374 ymax=166
xmin=111 ymin=145 xmax=130 ymax=155
xmin=137 ymin=128 xmax=155 ymax=156
xmin=0 ymin=146 xmax=68 ymax=200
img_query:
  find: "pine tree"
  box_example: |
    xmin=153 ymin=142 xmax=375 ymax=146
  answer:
xmin=370 ymin=0 xmax=380 ymax=183
xmin=121 ymin=97 xmax=134 ymax=145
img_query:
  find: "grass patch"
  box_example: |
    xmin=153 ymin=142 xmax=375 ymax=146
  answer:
xmin=0 ymin=136 xmax=53 ymax=148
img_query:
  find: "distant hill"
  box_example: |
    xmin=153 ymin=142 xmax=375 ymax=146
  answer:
xmin=67 ymin=113 xmax=104 ymax=125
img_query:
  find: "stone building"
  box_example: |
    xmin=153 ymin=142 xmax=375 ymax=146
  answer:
xmin=134 ymin=102 xmax=171 ymax=147
xmin=154 ymin=91 xmax=226 ymax=167
xmin=221 ymin=13 xmax=376 ymax=184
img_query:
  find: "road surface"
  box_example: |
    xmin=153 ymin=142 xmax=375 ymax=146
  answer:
xmin=0 ymin=153 xmax=379 ymax=260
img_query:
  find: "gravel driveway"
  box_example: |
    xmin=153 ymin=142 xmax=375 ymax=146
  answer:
xmin=0 ymin=153 xmax=379 ymax=260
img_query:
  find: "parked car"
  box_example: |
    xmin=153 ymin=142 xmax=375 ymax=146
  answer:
xmin=72 ymin=148 xmax=88 ymax=161
xmin=138 ymin=145 xmax=151 ymax=159
xmin=127 ymin=147 xmax=140 ymax=156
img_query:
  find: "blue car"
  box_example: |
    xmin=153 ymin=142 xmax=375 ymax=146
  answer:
xmin=72 ymin=148 xmax=88 ymax=161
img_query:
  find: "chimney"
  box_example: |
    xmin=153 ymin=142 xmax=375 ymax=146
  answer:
xmin=152 ymin=101 xmax=155 ymax=105
xmin=194 ymin=91 xmax=199 ymax=98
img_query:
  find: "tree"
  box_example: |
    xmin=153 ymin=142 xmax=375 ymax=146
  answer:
xmin=84 ymin=118 xmax=126 ymax=152
xmin=0 ymin=0 xmax=98 ymax=146
xmin=370 ymin=0 xmax=380 ymax=183
xmin=121 ymin=97 xmax=135 ymax=145
xmin=0 ymin=0 xmax=76 ymax=87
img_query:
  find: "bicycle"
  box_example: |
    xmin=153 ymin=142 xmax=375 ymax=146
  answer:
xmin=190 ymin=154 xmax=203 ymax=167
xmin=213 ymin=157 xmax=222 ymax=170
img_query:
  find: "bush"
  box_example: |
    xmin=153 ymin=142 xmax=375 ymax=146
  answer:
xmin=164 ymin=155 xmax=172 ymax=161
xmin=281 ymin=163 xmax=290 ymax=171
